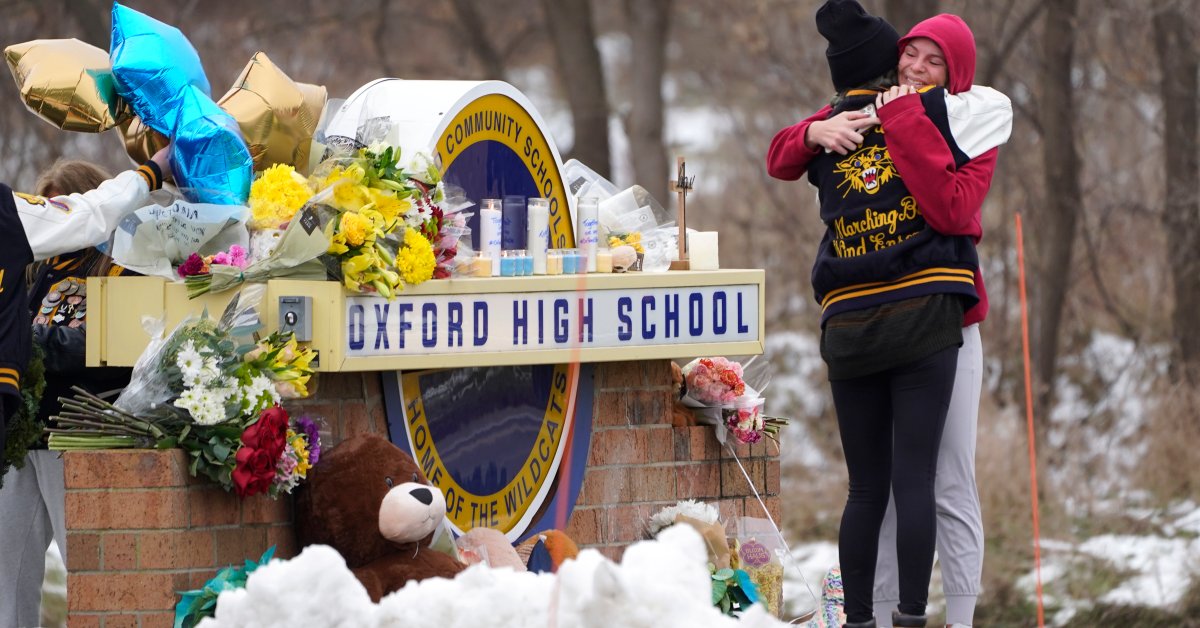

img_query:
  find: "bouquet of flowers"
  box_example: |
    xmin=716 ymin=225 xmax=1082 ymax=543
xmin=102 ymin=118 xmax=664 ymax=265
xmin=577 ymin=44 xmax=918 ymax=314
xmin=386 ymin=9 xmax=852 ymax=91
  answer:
xmin=679 ymin=356 xmax=788 ymax=446
xmin=180 ymin=165 xmax=333 ymax=299
xmin=45 ymin=290 xmax=321 ymax=499
xmin=308 ymin=143 xmax=444 ymax=298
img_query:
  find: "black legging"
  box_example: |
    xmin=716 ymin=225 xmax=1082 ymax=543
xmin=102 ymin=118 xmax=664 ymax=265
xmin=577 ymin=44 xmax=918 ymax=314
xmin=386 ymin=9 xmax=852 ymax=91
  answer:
xmin=831 ymin=346 xmax=958 ymax=624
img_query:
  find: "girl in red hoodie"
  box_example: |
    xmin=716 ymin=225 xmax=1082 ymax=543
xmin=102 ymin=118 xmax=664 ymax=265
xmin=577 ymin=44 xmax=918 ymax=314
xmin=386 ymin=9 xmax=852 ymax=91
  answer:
xmin=767 ymin=3 xmax=1009 ymax=627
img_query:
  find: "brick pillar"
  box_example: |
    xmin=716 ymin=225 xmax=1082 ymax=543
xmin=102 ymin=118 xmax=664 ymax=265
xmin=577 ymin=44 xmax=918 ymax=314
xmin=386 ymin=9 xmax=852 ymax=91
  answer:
xmin=62 ymin=371 xmax=387 ymax=627
xmin=566 ymin=360 xmax=782 ymax=562
xmin=63 ymin=449 xmax=295 ymax=628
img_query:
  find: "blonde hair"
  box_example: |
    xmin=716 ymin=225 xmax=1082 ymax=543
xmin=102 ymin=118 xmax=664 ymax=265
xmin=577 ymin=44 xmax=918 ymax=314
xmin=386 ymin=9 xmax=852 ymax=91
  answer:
xmin=33 ymin=159 xmax=117 ymax=277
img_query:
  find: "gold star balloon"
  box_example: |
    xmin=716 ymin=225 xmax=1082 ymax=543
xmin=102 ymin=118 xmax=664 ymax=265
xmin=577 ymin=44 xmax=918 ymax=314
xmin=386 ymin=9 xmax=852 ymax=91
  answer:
xmin=4 ymin=38 xmax=132 ymax=132
xmin=218 ymin=52 xmax=327 ymax=172
xmin=118 ymin=116 xmax=169 ymax=164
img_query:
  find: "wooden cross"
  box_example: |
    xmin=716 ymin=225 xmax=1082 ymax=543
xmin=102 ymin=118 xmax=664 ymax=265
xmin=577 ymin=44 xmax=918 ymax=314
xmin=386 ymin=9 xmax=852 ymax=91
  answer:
xmin=669 ymin=156 xmax=695 ymax=271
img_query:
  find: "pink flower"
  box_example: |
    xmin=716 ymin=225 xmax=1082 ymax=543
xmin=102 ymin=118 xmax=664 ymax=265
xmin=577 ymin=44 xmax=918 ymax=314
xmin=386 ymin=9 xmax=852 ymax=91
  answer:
xmin=228 ymin=245 xmax=247 ymax=268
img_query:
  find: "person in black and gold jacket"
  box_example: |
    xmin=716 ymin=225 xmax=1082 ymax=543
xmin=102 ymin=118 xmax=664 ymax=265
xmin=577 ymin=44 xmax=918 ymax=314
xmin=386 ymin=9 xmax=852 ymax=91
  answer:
xmin=766 ymin=2 xmax=1010 ymax=626
xmin=0 ymin=151 xmax=168 ymax=628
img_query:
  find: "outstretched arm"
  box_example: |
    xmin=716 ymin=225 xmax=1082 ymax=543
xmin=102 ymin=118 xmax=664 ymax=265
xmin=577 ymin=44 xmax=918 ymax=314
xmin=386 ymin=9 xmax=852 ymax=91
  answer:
xmin=12 ymin=148 xmax=171 ymax=261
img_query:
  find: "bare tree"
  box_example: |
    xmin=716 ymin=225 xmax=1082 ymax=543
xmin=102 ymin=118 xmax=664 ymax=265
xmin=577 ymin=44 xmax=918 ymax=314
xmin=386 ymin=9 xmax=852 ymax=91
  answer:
xmin=622 ymin=0 xmax=672 ymax=204
xmin=1153 ymin=4 xmax=1200 ymax=384
xmin=883 ymin=0 xmax=939 ymax=34
xmin=1031 ymin=0 xmax=1081 ymax=430
xmin=541 ymin=0 xmax=612 ymax=178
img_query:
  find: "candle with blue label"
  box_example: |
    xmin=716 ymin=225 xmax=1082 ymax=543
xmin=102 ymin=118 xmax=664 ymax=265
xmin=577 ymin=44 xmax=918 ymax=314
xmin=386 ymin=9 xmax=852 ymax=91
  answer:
xmin=502 ymin=195 xmax=526 ymax=250
xmin=480 ymin=199 xmax=503 ymax=277
xmin=577 ymin=197 xmax=600 ymax=272
xmin=527 ymin=197 xmax=550 ymax=275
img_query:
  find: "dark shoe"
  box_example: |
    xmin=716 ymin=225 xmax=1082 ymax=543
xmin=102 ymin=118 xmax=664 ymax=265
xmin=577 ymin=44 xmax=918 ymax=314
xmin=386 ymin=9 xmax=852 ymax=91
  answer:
xmin=842 ymin=620 xmax=877 ymax=628
xmin=892 ymin=611 xmax=927 ymax=627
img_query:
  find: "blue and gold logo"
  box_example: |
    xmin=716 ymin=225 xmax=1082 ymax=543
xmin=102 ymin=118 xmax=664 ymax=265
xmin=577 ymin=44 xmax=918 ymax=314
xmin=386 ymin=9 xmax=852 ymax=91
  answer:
xmin=437 ymin=93 xmax=575 ymax=249
xmin=384 ymin=364 xmax=593 ymax=542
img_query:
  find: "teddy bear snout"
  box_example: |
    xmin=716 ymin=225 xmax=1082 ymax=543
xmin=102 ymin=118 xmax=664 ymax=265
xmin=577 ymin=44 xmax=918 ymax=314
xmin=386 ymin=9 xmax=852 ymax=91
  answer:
xmin=409 ymin=486 xmax=433 ymax=505
xmin=378 ymin=481 xmax=447 ymax=544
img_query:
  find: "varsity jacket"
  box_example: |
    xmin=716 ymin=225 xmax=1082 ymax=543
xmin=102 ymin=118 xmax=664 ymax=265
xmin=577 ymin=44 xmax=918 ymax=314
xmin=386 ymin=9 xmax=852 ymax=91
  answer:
xmin=0 ymin=163 xmax=161 ymax=449
xmin=29 ymin=252 xmax=138 ymax=426
xmin=766 ymin=15 xmax=1011 ymax=326
xmin=802 ymin=89 xmax=981 ymax=323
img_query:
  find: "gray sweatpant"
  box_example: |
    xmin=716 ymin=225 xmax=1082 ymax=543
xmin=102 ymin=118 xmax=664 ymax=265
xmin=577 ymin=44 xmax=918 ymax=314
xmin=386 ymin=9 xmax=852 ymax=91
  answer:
xmin=874 ymin=324 xmax=983 ymax=627
xmin=0 ymin=450 xmax=67 ymax=628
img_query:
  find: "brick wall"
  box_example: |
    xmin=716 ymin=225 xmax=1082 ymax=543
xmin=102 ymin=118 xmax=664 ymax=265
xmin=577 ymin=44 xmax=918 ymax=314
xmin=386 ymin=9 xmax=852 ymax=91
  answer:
xmin=62 ymin=363 xmax=780 ymax=622
xmin=63 ymin=372 xmax=387 ymax=628
xmin=565 ymin=361 xmax=782 ymax=562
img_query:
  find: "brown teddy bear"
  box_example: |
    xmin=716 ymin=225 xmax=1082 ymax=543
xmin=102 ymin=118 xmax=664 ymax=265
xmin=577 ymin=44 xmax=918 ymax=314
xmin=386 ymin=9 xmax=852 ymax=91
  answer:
xmin=294 ymin=433 xmax=465 ymax=601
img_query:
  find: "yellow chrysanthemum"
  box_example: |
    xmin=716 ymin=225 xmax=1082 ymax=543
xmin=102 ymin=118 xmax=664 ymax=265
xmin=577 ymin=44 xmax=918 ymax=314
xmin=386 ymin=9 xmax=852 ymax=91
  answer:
xmin=339 ymin=212 xmax=372 ymax=247
xmin=248 ymin=164 xmax=312 ymax=229
xmin=397 ymin=227 xmax=436 ymax=285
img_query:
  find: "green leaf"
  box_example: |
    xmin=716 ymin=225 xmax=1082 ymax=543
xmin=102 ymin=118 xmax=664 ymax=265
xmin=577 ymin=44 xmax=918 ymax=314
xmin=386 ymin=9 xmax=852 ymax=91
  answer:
xmin=719 ymin=594 xmax=732 ymax=615
xmin=713 ymin=568 xmax=735 ymax=581
xmin=711 ymin=579 xmax=728 ymax=605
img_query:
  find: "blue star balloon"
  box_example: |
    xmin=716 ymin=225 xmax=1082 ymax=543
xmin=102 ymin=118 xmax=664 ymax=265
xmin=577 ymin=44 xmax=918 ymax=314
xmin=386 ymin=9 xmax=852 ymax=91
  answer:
xmin=109 ymin=2 xmax=210 ymax=135
xmin=109 ymin=3 xmax=250 ymax=205
xmin=172 ymin=85 xmax=253 ymax=205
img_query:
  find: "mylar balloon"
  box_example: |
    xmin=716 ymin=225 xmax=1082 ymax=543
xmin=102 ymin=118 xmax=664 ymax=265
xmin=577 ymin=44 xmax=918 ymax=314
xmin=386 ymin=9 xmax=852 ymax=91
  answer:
xmin=4 ymin=39 xmax=131 ymax=132
xmin=218 ymin=52 xmax=327 ymax=172
xmin=172 ymin=85 xmax=253 ymax=205
xmin=109 ymin=2 xmax=211 ymax=135
xmin=119 ymin=116 xmax=169 ymax=164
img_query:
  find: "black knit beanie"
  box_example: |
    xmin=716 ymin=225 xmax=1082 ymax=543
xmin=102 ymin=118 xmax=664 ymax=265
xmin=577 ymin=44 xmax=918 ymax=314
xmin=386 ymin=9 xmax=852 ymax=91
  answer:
xmin=816 ymin=0 xmax=901 ymax=92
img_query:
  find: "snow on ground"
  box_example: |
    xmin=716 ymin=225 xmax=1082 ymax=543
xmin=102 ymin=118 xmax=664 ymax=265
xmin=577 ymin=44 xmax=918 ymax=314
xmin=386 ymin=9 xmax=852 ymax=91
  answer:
xmin=201 ymin=526 xmax=790 ymax=628
xmin=1047 ymin=331 xmax=1169 ymax=501
xmin=1019 ymin=503 xmax=1200 ymax=626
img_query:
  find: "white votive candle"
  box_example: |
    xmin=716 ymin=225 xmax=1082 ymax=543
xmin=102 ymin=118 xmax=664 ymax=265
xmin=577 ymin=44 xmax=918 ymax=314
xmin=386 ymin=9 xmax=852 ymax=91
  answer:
xmin=688 ymin=231 xmax=719 ymax=270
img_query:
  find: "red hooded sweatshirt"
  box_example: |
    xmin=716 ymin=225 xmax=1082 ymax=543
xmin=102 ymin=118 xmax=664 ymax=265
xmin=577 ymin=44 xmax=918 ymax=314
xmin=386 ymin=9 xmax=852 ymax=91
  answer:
xmin=767 ymin=13 xmax=1010 ymax=327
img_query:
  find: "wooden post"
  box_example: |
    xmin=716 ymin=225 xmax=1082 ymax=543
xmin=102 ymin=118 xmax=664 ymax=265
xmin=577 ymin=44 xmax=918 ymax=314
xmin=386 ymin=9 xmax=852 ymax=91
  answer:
xmin=669 ymin=157 xmax=695 ymax=271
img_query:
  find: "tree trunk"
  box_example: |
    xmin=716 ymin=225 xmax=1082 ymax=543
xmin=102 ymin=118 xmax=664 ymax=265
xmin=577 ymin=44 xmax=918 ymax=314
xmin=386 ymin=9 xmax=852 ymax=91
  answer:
xmin=623 ymin=0 xmax=671 ymax=205
xmin=541 ymin=0 xmax=612 ymax=179
xmin=883 ymin=0 xmax=939 ymax=35
xmin=448 ymin=0 xmax=509 ymax=81
xmin=1032 ymin=0 xmax=1081 ymax=433
xmin=1154 ymin=7 xmax=1200 ymax=384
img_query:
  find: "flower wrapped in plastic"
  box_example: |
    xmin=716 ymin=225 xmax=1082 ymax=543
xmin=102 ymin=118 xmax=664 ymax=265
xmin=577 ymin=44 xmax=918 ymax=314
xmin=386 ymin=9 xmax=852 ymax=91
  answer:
xmin=44 ymin=288 xmax=320 ymax=499
xmin=182 ymin=203 xmax=331 ymax=299
xmin=308 ymin=142 xmax=444 ymax=297
xmin=679 ymin=356 xmax=789 ymax=446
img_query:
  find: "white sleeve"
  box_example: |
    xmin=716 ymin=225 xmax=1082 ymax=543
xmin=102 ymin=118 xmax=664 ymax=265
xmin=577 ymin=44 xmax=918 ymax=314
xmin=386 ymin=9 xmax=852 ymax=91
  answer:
xmin=945 ymin=85 xmax=1013 ymax=160
xmin=13 ymin=170 xmax=152 ymax=261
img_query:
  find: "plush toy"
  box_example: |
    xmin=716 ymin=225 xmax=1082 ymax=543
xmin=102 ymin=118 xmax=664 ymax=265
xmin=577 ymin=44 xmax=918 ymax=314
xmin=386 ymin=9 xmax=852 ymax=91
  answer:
xmin=455 ymin=527 xmax=526 ymax=571
xmin=294 ymin=433 xmax=465 ymax=601
xmin=514 ymin=529 xmax=580 ymax=573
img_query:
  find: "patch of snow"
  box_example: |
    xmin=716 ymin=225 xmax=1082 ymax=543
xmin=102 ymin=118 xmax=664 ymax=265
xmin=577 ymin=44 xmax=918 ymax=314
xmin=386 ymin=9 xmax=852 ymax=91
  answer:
xmin=202 ymin=527 xmax=793 ymax=627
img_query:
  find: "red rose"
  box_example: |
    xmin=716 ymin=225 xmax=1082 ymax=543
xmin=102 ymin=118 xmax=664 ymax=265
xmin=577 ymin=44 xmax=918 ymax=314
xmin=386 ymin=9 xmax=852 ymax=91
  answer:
xmin=242 ymin=406 xmax=288 ymax=461
xmin=232 ymin=446 xmax=277 ymax=497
